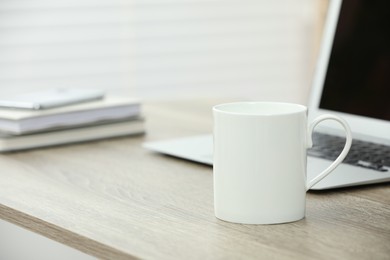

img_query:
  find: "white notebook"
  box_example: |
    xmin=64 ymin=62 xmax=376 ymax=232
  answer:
xmin=0 ymin=118 xmax=145 ymax=152
xmin=0 ymin=96 xmax=141 ymax=134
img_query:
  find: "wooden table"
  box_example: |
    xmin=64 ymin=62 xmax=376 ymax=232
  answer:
xmin=0 ymin=99 xmax=389 ymax=259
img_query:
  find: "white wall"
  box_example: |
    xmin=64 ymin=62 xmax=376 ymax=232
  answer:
xmin=134 ymin=0 xmax=319 ymax=103
xmin=0 ymin=0 xmax=321 ymax=104
xmin=0 ymin=0 xmax=134 ymax=97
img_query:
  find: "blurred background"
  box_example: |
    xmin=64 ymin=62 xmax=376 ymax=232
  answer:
xmin=0 ymin=0 xmax=327 ymax=259
xmin=0 ymin=0 xmax=326 ymax=104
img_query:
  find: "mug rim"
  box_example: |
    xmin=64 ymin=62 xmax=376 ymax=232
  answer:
xmin=213 ymin=101 xmax=307 ymax=116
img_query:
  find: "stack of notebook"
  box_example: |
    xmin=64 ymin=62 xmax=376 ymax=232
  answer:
xmin=0 ymin=94 xmax=145 ymax=152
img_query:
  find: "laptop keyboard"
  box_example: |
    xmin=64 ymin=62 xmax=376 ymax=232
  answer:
xmin=308 ymin=132 xmax=390 ymax=172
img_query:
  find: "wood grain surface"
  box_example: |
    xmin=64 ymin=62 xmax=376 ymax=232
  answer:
xmin=0 ymin=99 xmax=389 ymax=260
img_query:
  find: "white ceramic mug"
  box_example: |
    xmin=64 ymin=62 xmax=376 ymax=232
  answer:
xmin=213 ymin=102 xmax=352 ymax=224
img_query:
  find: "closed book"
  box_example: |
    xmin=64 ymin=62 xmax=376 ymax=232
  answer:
xmin=0 ymin=118 xmax=145 ymax=152
xmin=0 ymin=96 xmax=141 ymax=134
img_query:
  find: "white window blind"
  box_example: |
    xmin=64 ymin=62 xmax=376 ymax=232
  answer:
xmin=134 ymin=0 xmax=317 ymax=102
xmin=0 ymin=0 xmax=133 ymax=97
xmin=0 ymin=0 xmax=318 ymax=102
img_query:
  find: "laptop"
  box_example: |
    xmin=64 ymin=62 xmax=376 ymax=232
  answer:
xmin=144 ymin=0 xmax=390 ymax=190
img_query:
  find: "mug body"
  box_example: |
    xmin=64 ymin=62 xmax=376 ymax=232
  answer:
xmin=213 ymin=102 xmax=308 ymax=224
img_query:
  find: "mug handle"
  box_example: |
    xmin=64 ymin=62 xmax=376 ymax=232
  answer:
xmin=306 ymin=114 xmax=353 ymax=191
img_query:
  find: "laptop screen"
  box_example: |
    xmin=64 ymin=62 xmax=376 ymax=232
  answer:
xmin=319 ymin=0 xmax=390 ymax=122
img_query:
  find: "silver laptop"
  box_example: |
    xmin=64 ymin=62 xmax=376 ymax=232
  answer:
xmin=144 ymin=0 xmax=390 ymax=190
